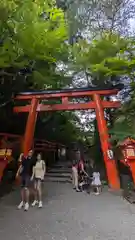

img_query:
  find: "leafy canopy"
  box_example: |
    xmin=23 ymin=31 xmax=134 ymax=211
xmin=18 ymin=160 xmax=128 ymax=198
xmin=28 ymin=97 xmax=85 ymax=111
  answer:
xmin=0 ymin=0 xmax=68 ymax=68
xmin=71 ymin=33 xmax=135 ymax=85
xmin=110 ymin=89 xmax=135 ymax=142
xmin=0 ymin=1 xmax=88 ymax=145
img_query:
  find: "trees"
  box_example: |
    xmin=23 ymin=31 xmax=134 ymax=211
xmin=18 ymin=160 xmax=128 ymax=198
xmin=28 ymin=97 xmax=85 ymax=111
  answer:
xmin=0 ymin=0 xmax=68 ymax=100
xmin=59 ymin=0 xmax=135 ymax=88
xmin=70 ymin=31 xmax=135 ymax=149
xmin=58 ymin=0 xmax=135 ymax=40
xmin=1 ymin=0 xmax=135 ymax=147
xmin=71 ymin=33 xmax=135 ymax=86
xmin=110 ymin=88 xmax=135 ymax=142
xmin=36 ymin=111 xmax=86 ymax=144
xmin=56 ymin=0 xmax=135 ymax=148
xmin=0 ymin=0 xmax=91 ymax=146
xmin=0 ymin=0 xmax=67 ymax=66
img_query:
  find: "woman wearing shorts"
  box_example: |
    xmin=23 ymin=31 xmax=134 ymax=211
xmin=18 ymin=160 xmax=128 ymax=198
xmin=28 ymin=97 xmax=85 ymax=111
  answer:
xmin=31 ymin=153 xmax=46 ymax=208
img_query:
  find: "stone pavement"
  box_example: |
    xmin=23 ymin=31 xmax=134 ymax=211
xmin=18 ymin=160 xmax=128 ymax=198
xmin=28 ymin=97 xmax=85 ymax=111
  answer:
xmin=0 ymin=183 xmax=135 ymax=240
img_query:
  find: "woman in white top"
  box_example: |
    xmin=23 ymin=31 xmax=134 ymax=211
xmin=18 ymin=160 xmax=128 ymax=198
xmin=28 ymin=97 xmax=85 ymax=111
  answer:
xmin=91 ymin=167 xmax=101 ymax=195
xmin=31 ymin=153 xmax=46 ymax=208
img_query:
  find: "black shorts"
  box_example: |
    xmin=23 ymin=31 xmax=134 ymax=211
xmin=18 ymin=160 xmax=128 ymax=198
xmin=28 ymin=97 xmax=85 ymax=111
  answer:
xmin=21 ymin=175 xmax=31 ymax=188
xmin=34 ymin=178 xmax=43 ymax=183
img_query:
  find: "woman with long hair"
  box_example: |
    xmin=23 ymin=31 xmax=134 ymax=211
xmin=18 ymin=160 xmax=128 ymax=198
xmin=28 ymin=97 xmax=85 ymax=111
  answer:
xmin=72 ymin=159 xmax=80 ymax=192
xmin=31 ymin=153 xmax=46 ymax=208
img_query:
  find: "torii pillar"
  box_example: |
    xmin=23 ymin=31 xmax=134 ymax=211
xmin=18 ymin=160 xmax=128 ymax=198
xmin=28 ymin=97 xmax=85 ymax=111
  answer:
xmin=94 ymin=94 xmax=120 ymax=190
xmin=23 ymin=98 xmax=38 ymax=156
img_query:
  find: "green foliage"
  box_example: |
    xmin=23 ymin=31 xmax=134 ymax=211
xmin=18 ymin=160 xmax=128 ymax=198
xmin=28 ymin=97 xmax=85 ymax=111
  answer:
xmin=0 ymin=0 xmax=80 ymax=145
xmin=0 ymin=0 xmax=68 ymax=68
xmin=36 ymin=111 xmax=85 ymax=144
xmin=3 ymin=1 xmax=135 ymax=147
xmin=71 ymin=31 xmax=135 ymax=148
xmin=71 ymin=33 xmax=135 ymax=85
xmin=0 ymin=0 xmax=70 ymax=95
xmin=110 ymin=94 xmax=135 ymax=142
xmin=69 ymin=33 xmax=135 ymax=144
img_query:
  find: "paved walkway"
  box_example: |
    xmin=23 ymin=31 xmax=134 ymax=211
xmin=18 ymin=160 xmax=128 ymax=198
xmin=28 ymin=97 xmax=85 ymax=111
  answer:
xmin=0 ymin=183 xmax=135 ymax=240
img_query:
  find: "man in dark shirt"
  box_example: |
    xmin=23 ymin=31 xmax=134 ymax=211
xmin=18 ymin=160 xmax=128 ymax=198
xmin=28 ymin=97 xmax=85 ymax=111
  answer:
xmin=17 ymin=150 xmax=35 ymax=211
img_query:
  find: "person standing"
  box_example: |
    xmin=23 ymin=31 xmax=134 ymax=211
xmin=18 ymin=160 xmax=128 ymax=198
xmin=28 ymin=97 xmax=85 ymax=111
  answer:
xmin=115 ymin=146 xmax=131 ymax=199
xmin=117 ymin=159 xmax=131 ymax=199
xmin=78 ymin=159 xmax=84 ymax=173
xmin=72 ymin=159 xmax=80 ymax=192
xmin=16 ymin=149 xmax=34 ymax=211
xmin=31 ymin=153 xmax=46 ymax=208
xmin=78 ymin=157 xmax=86 ymax=188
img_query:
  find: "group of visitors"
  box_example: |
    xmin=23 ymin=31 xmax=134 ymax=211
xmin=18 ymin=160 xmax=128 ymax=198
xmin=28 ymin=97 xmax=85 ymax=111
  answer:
xmin=72 ymin=155 xmax=101 ymax=195
xmin=16 ymin=148 xmax=101 ymax=211
xmin=16 ymin=150 xmax=46 ymax=211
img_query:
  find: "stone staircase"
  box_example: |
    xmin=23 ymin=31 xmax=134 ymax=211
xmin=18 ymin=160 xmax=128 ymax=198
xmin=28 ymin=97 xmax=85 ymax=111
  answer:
xmin=45 ymin=161 xmax=71 ymax=183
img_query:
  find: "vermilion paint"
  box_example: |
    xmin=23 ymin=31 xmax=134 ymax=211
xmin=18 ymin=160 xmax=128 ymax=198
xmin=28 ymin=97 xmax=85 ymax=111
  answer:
xmin=14 ymin=87 xmax=122 ymax=189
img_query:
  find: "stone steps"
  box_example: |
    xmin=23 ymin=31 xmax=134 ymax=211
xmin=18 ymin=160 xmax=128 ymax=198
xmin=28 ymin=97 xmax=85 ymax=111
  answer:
xmin=46 ymin=172 xmax=71 ymax=178
xmin=45 ymin=161 xmax=71 ymax=183
xmin=44 ymin=176 xmax=71 ymax=183
xmin=51 ymin=164 xmax=71 ymax=169
xmin=48 ymin=167 xmax=71 ymax=174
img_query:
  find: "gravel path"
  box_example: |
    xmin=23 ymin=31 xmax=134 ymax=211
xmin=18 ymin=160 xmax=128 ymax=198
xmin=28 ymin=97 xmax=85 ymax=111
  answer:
xmin=0 ymin=182 xmax=135 ymax=240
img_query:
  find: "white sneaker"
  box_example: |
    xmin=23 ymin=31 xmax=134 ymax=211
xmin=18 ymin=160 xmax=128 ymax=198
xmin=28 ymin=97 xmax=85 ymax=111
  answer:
xmin=31 ymin=200 xmax=38 ymax=207
xmin=18 ymin=201 xmax=24 ymax=209
xmin=24 ymin=202 xmax=29 ymax=211
xmin=38 ymin=201 xmax=43 ymax=208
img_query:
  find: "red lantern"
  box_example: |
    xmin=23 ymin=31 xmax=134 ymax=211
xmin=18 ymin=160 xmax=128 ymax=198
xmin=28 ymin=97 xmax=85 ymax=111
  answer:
xmin=125 ymin=144 xmax=135 ymax=160
xmin=120 ymin=138 xmax=135 ymax=161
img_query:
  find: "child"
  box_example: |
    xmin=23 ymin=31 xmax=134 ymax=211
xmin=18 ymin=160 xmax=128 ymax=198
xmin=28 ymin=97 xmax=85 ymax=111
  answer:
xmin=91 ymin=168 xmax=101 ymax=195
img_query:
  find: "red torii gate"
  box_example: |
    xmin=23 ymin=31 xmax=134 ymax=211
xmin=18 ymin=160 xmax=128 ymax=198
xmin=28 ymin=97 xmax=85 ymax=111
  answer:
xmin=14 ymin=84 xmax=123 ymax=190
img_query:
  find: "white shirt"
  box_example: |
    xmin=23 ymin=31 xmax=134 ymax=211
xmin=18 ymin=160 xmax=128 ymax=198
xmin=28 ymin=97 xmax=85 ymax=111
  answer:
xmin=33 ymin=160 xmax=45 ymax=179
xmin=91 ymin=172 xmax=101 ymax=186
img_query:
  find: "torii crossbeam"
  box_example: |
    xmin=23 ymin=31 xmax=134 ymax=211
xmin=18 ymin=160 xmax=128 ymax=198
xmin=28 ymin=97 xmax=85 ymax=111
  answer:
xmin=14 ymin=84 xmax=124 ymax=190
